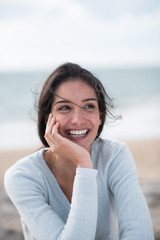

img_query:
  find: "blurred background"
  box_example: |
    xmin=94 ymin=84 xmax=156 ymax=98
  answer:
xmin=0 ymin=0 xmax=160 ymax=239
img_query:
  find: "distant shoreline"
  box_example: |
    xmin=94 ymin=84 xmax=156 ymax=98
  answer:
xmin=1 ymin=138 xmax=160 ymax=186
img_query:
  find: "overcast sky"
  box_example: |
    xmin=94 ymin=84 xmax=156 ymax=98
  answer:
xmin=0 ymin=0 xmax=160 ymax=71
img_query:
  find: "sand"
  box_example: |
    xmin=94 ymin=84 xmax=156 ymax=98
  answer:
xmin=1 ymin=139 xmax=160 ymax=184
xmin=0 ymin=139 xmax=160 ymax=239
xmin=127 ymin=139 xmax=160 ymax=182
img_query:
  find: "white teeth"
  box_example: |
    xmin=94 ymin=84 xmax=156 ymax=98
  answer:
xmin=68 ymin=129 xmax=88 ymax=136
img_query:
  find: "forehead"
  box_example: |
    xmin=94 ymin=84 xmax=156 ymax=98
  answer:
xmin=54 ymin=79 xmax=97 ymax=102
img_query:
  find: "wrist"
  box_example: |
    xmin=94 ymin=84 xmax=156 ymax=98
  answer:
xmin=77 ymin=160 xmax=93 ymax=169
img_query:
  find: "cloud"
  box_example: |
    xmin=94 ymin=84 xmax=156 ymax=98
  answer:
xmin=0 ymin=0 xmax=160 ymax=70
xmin=80 ymin=0 xmax=160 ymax=19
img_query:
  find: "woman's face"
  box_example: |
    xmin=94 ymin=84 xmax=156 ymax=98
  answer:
xmin=51 ymin=79 xmax=101 ymax=152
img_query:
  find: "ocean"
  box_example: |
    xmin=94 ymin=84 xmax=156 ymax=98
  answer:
xmin=0 ymin=67 xmax=160 ymax=150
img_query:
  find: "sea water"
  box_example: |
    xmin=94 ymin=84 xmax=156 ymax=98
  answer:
xmin=0 ymin=67 xmax=160 ymax=150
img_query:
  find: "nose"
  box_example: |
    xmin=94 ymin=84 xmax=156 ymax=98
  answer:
xmin=70 ymin=108 xmax=85 ymax=124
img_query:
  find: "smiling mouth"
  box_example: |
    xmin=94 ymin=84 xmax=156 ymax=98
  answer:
xmin=66 ymin=129 xmax=89 ymax=138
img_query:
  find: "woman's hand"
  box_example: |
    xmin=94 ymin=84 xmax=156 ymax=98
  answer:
xmin=44 ymin=114 xmax=93 ymax=168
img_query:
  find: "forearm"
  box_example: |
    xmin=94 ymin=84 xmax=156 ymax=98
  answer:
xmin=5 ymin=167 xmax=98 ymax=240
xmin=59 ymin=168 xmax=98 ymax=240
xmin=108 ymin=145 xmax=154 ymax=240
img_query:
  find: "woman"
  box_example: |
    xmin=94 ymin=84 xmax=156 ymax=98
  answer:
xmin=4 ymin=63 xmax=154 ymax=239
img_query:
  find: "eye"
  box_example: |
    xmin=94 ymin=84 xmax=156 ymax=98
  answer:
xmin=84 ymin=104 xmax=95 ymax=109
xmin=58 ymin=105 xmax=71 ymax=111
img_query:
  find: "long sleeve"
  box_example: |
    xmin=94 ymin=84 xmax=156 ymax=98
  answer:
xmin=4 ymin=166 xmax=98 ymax=240
xmin=107 ymin=144 xmax=154 ymax=240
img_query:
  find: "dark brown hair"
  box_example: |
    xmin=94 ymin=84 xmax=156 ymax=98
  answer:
xmin=37 ymin=62 xmax=115 ymax=147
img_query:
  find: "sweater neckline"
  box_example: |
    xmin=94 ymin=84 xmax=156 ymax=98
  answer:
xmin=38 ymin=148 xmax=71 ymax=209
xmin=36 ymin=142 xmax=98 ymax=207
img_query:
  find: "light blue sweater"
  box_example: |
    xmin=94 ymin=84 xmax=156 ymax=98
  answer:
xmin=4 ymin=139 xmax=154 ymax=240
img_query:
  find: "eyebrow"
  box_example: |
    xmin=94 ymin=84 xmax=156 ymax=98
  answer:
xmin=82 ymin=98 xmax=97 ymax=102
xmin=55 ymin=96 xmax=98 ymax=105
xmin=55 ymin=100 xmax=70 ymax=104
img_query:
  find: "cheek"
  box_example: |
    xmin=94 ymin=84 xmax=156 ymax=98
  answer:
xmin=53 ymin=114 xmax=68 ymax=128
xmin=54 ymin=115 xmax=63 ymax=123
xmin=94 ymin=115 xmax=102 ymax=126
xmin=53 ymin=116 xmax=66 ymax=135
xmin=51 ymin=109 xmax=63 ymax=122
xmin=90 ymin=118 xmax=101 ymax=134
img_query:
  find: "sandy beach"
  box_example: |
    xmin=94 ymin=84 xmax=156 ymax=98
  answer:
xmin=0 ymin=139 xmax=160 ymax=239
xmin=1 ymin=139 xmax=160 ymax=184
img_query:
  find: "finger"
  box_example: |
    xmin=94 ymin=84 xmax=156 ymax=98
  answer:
xmin=45 ymin=122 xmax=60 ymax=152
xmin=45 ymin=116 xmax=56 ymax=144
xmin=45 ymin=127 xmax=57 ymax=147
xmin=46 ymin=134 xmax=55 ymax=146
xmin=52 ymin=122 xmax=59 ymax=135
xmin=51 ymin=122 xmax=66 ymax=145
xmin=46 ymin=113 xmax=53 ymax=127
xmin=46 ymin=116 xmax=56 ymax=134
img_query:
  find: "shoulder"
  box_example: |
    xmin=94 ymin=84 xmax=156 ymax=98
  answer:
xmin=5 ymin=149 xmax=44 ymax=175
xmin=4 ymin=149 xmax=48 ymax=197
xmin=92 ymin=138 xmax=135 ymax=171
xmin=92 ymin=138 xmax=128 ymax=160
